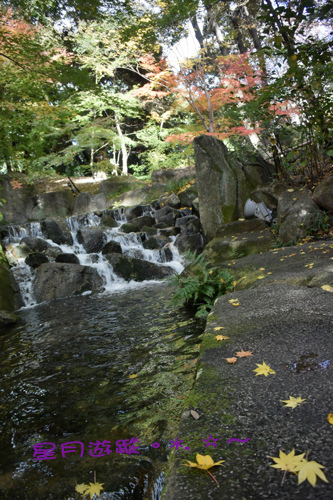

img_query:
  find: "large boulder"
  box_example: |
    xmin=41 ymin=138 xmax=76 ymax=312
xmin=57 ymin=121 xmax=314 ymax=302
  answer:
xmin=32 ymin=263 xmax=103 ymax=303
xmin=0 ymin=175 xmax=37 ymax=224
xmin=0 ymin=245 xmax=23 ymax=316
xmin=41 ymin=220 xmax=73 ymax=246
xmin=30 ymin=191 xmax=74 ymax=220
xmin=193 ymin=135 xmax=276 ymax=241
xmin=101 ymin=241 xmax=122 ymax=255
xmin=73 ymin=192 xmax=106 ymax=214
xmin=312 ymin=175 xmax=333 ymax=212
xmin=105 ymin=254 xmax=175 ymax=281
xmin=124 ymin=205 xmax=144 ymax=220
xmin=143 ymin=235 xmax=170 ymax=250
xmin=160 ymin=193 xmax=181 ymax=209
xmin=151 ymin=167 xmax=196 ymax=185
xmin=77 ymin=227 xmax=106 ymax=253
xmin=98 ymin=176 xmax=145 ymax=197
xmin=278 ymin=189 xmax=318 ymax=243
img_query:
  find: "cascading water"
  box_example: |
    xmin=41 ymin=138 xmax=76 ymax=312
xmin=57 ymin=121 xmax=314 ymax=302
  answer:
xmin=3 ymin=206 xmax=184 ymax=308
xmin=0 ymin=205 xmax=204 ymax=500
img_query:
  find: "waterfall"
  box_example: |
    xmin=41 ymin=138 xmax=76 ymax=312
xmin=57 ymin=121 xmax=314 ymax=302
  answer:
xmin=3 ymin=206 xmax=184 ymax=308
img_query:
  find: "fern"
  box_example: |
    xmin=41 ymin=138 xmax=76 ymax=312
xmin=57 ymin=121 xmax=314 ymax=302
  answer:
xmin=169 ymin=252 xmax=234 ymax=318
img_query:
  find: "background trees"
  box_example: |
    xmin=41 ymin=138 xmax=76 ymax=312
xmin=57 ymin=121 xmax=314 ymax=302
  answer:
xmin=0 ymin=0 xmax=331 ymax=183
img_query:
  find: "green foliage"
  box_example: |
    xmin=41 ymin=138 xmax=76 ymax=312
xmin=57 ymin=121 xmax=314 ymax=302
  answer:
xmin=169 ymin=252 xmax=234 ymax=319
xmin=231 ymin=249 xmax=245 ymax=260
xmin=307 ymin=208 xmax=331 ymax=236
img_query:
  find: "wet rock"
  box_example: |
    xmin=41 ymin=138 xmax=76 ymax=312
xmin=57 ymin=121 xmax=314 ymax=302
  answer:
xmin=20 ymin=237 xmax=48 ymax=253
xmin=101 ymin=215 xmax=118 ymax=228
xmin=161 ymin=247 xmax=173 ymax=262
xmin=140 ymin=226 xmax=158 ymax=236
xmin=0 ymin=245 xmax=23 ymax=311
xmin=77 ymin=227 xmax=106 ymax=253
xmin=130 ymin=215 xmax=155 ymax=230
xmin=143 ymin=235 xmax=170 ymax=250
xmin=312 ymin=175 xmax=333 ymax=212
xmin=175 ymin=234 xmax=204 ymax=254
xmin=45 ymin=246 xmax=63 ymax=260
xmin=8 ymin=244 xmax=31 ymax=261
xmin=159 ymin=227 xmax=181 ymax=237
xmin=55 ymin=253 xmax=80 ymax=264
xmin=175 ymin=215 xmax=198 ymax=228
xmin=25 ymin=252 xmax=49 ymax=268
xmin=120 ymin=223 xmax=138 ymax=233
xmin=178 ymin=183 xmax=198 ymax=207
xmin=41 ymin=220 xmax=73 ymax=246
xmin=154 ymin=206 xmax=179 ymax=225
xmin=33 ymin=263 xmax=103 ymax=303
xmin=0 ymin=310 xmax=20 ymax=328
xmin=101 ymin=241 xmax=122 ymax=255
xmin=160 ymin=193 xmax=181 ymax=209
xmin=124 ymin=205 xmax=143 ymax=220
xmin=105 ymin=254 xmax=175 ymax=281
xmin=73 ymin=192 xmax=106 ymax=215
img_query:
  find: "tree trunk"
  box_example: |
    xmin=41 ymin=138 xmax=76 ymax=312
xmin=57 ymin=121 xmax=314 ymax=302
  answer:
xmin=191 ymin=15 xmax=205 ymax=50
xmin=115 ymin=114 xmax=128 ymax=175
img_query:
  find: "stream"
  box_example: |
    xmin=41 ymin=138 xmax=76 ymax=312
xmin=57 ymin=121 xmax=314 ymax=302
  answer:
xmin=0 ymin=209 xmax=204 ymax=499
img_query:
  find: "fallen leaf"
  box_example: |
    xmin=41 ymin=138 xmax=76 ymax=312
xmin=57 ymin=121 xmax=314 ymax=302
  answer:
xmin=270 ymin=449 xmax=305 ymax=485
xmin=190 ymin=410 xmax=200 ymax=420
xmin=236 ymin=350 xmax=253 ymax=358
xmin=321 ymin=285 xmax=333 ymax=293
xmin=287 ymin=188 xmax=295 ymax=192
xmin=259 ymin=267 xmax=265 ymax=271
xmin=229 ymin=299 xmax=240 ymax=306
xmin=328 ymin=414 xmax=333 ymax=425
xmin=129 ymin=374 xmax=137 ymax=379
xmin=226 ymin=357 xmax=237 ymax=364
xmin=84 ymin=482 xmax=104 ymax=499
xmin=267 ymin=272 xmax=272 ymax=275
xmin=305 ymin=263 xmax=314 ymax=268
xmin=236 ymin=349 xmax=253 ymax=358
xmin=295 ymin=458 xmax=328 ymax=487
xmin=215 ymin=335 xmax=229 ymax=341
xmin=254 ymin=361 xmax=275 ymax=376
xmin=182 ymin=453 xmax=226 ymax=485
xmin=76 ymin=483 xmax=88 ymax=495
xmin=288 ymin=253 xmax=297 ymax=257
xmin=281 ymin=396 xmax=306 ymax=409
xmin=214 ymin=326 xmax=225 ymax=331
xmin=257 ymin=275 xmax=265 ymax=279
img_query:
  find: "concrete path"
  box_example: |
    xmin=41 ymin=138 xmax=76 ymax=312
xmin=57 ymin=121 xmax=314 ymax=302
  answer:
xmin=162 ymin=240 xmax=333 ymax=499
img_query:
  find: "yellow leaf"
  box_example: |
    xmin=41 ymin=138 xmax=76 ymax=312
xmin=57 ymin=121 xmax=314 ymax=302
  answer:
xmin=295 ymin=458 xmax=328 ymax=487
xmin=259 ymin=267 xmax=265 ymax=271
xmin=215 ymin=335 xmax=229 ymax=341
xmin=267 ymin=272 xmax=272 ymax=275
xmin=305 ymin=263 xmax=314 ymax=268
xmin=229 ymin=299 xmax=240 ymax=306
xmin=226 ymin=357 xmax=237 ymax=364
xmin=257 ymin=275 xmax=265 ymax=279
xmin=129 ymin=374 xmax=137 ymax=379
xmin=236 ymin=349 xmax=253 ymax=358
xmin=84 ymin=482 xmax=104 ymax=499
xmin=321 ymin=285 xmax=333 ymax=293
xmin=214 ymin=326 xmax=225 ymax=331
xmin=287 ymin=189 xmax=295 ymax=192
xmin=254 ymin=361 xmax=275 ymax=376
xmin=328 ymin=413 xmax=333 ymax=425
xmin=271 ymin=449 xmax=305 ymax=472
xmin=280 ymin=396 xmax=306 ymax=409
xmin=182 ymin=453 xmax=225 ymax=470
xmin=76 ymin=483 xmax=89 ymax=495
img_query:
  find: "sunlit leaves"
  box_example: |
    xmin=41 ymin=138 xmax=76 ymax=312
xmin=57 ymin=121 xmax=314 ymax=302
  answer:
xmin=75 ymin=481 xmax=104 ymax=499
xmin=182 ymin=453 xmax=225 ymax=484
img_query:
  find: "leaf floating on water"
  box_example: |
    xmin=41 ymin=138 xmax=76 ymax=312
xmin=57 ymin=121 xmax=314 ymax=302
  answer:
xmin=328 ymin=413 xmax=333 ymax=425
xmin=226 ymin=357 xmax=237 ymax=364
xmin=254 ymin=361 xmax=275 ymax=376
xmin=190 ymin=409 xmax=200 ymax=420
xmin=280 ymin=396 xmax=306 ymax=409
